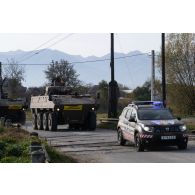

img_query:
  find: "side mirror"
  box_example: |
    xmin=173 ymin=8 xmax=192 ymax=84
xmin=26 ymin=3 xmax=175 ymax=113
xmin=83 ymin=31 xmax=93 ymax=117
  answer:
xmin=177 ymin=117 xmax=181 ymax=121
xmin=129 ymin=117 xmax=136 ymax=122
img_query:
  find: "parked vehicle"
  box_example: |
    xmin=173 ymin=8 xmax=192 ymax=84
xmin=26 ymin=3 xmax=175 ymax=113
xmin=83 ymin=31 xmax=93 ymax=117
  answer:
xmin=117 ymin=101 xmax=188 ymax=151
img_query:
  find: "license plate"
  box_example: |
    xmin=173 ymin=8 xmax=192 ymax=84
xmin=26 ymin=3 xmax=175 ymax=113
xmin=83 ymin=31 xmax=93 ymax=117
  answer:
xmin=64 ymin=105 xmax=83 ymax=111
xmin=161 ymin=136 xmax=176 ymax=140
xmin=8 ymin=105 xmax=22 ymax=110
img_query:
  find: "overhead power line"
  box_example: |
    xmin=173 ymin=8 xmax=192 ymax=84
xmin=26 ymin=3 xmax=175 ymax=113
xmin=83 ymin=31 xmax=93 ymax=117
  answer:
xmin=115 ymin=34 xmax=135 ymax=87
xmin=70 ymin=53 xmax=150 ymax=64
xmin=16 ymin=34 xmax=63 ymax=62
xmin=18 ymin=33 xmax=75 ymax=63
xmin=2 ymin=52 xmax=150 ymax=66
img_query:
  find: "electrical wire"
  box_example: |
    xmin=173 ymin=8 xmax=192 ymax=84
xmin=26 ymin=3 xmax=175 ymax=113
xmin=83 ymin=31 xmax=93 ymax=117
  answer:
xmin=70 ymin=53 xmax=150 ymax=64
xmin=115 ymin=34 xmax=135 ymax=88
xmin=1 ymin=52 xmax=150 ymax=66
xmin=18 ymin=33 xmax=74 ymax=63
xmin=16 ymin=34 xmax=63 ymax=62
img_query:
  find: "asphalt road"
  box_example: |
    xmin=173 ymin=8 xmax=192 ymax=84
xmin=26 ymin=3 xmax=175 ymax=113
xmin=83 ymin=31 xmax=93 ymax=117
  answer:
xmin=24 ymin=121 xmax=195 ymax=163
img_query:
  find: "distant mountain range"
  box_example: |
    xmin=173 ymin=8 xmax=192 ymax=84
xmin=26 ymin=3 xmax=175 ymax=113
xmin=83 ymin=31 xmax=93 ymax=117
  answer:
xmin=0 ymin=49 xmax=153 ymax=89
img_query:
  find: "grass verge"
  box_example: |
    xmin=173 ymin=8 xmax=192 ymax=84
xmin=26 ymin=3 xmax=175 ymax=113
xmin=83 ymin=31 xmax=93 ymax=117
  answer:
xmin=0 ymin=126 xmax=31 ymax=163
xmin=97 ymin=122 xmax=117 ymax=130
xmin=45 ymin=144 xmax=77 ymax=163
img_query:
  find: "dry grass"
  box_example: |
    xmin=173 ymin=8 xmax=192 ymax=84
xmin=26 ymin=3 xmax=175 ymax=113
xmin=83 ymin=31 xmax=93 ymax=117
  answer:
xmin=0 ymin=127 xmax=29 ymax=139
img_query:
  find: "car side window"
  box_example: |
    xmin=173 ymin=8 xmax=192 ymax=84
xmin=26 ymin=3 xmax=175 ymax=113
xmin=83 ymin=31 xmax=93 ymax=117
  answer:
xmin=125 ymin=109 xmax=132 ymax=120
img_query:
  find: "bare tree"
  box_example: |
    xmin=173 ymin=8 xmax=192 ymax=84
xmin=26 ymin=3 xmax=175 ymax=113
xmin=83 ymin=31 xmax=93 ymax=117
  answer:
xmin=4 ymin=59 xmax=25 ymax=98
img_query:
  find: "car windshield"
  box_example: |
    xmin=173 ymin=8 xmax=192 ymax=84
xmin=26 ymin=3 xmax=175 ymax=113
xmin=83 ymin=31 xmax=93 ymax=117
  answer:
xmin=137 ymin=109 xmax=175 ymax=120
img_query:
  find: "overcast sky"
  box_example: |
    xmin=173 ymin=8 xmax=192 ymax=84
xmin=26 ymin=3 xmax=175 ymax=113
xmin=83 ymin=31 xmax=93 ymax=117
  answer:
xmin=0 ymin=33 xmax=161 ymax=57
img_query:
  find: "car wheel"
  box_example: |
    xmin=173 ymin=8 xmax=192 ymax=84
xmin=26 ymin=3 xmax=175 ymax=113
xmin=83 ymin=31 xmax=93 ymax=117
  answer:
xmin=117 ymin=129 xmax=126 ymax=146
xmin=37 ymin=113 xmax=43 ymax=130
xmin=177 ymin=143 xmax=187 ymax=150
xmin=48 ymin=112 xmax=57 ymax=131
xmin=32 ymin=114 xmax=38 ymax=130
xmin=43 ymin=113 xmax=49 ymax=131
xmin=135 ymin=133 xmax=144 ymax=152
xmin=88 ymin=111 xmax=96 ymax=131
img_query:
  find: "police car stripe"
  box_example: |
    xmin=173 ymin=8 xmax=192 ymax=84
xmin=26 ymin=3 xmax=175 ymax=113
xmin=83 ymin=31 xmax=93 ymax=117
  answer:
xmin=140 ymin=134 xmax=153 ymax=138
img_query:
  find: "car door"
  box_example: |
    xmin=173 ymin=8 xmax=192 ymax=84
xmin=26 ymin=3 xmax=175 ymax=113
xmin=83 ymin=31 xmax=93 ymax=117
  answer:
xmin=122 ymin=108 xmax=132 ymax=141
xmin=126 ymin=108 xmax=137 ymax=142
xmin=118 ymin=108 xmax=128 ymax=131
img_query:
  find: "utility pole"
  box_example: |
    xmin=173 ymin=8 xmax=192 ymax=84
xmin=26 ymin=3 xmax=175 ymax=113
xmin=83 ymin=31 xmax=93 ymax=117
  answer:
xmin=0 ymin=62 xmax=2 ymax=99
xmin=162 ymin=33 xmax=166 ymax=107
xmin=151 ymin=50 xmax=155 ymax=101
xmin=0 ymin=62 xmax=3 ymax=99
xmin=108 ymin=33 xmax=119 ymax=118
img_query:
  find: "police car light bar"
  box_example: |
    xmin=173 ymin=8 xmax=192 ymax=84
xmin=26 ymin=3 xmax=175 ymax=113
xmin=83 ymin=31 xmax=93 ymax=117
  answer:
xmin=129 ymin=101 xmax=164 ymax=109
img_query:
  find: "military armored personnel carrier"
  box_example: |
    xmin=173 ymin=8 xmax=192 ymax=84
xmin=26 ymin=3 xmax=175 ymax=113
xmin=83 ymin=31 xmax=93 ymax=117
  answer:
xmin=30 ymin=84 xmax=98 ymax=131
xmin=0 ymin=62 xmax=27 ymax=125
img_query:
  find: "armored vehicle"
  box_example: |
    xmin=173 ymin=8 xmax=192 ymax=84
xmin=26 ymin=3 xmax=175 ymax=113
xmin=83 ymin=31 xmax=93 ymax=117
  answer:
xmin=30 ymin=84 xmax=98 ymax=131
xmin=0 ymin=62 xmax=27 ymax=125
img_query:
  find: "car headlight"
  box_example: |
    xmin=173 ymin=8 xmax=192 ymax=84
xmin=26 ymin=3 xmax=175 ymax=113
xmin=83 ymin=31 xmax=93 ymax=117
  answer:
xmin=141 ymin=124 xmax=154 ymax=132
xmin=179 ymin=125 xmax=187 ymax=131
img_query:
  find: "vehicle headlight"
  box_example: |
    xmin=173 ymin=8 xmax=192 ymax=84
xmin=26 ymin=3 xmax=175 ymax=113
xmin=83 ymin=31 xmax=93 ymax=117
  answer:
xmin=179 ymin=125 xmax=187 ymax=131
xmin=141 ymin=124 xmax=154 ymax=132
xmin=144 ymin=126 xmax=154 ymax=132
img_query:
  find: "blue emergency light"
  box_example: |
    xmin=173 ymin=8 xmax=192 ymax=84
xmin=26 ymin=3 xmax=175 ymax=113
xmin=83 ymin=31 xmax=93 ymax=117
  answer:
xmin=131 ymin=101 xmax=164 ymax=109
xmin=152 ymin=101 xmax=164 ymax=108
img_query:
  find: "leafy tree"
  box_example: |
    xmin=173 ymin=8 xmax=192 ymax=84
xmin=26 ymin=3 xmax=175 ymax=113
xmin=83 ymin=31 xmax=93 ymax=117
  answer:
xmin=159 ymin=33 xmax=195 ymax=115
xmin=4 ymin=59 xmax=25 ymax=98
xmin=153 ymin=79 xmax=162 ymax=101
xmin=132 ymin=81 xmax=151 ymax=101
xmin=44 ymin=60 xmax=80 ymax=88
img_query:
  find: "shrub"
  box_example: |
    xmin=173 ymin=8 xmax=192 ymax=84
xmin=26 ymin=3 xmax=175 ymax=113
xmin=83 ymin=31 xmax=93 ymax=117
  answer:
xmin=0 ymin=126 xmax=4 ymax=133
xmin=0 ymin=140 xmax=7 ymax=150
xmin=6 ymin=144 xmax=23 ymax=157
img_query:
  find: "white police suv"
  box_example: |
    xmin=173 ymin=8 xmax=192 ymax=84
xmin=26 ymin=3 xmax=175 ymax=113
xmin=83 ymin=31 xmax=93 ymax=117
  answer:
xmin=117 ymin=101 xmax=188 ymax=151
